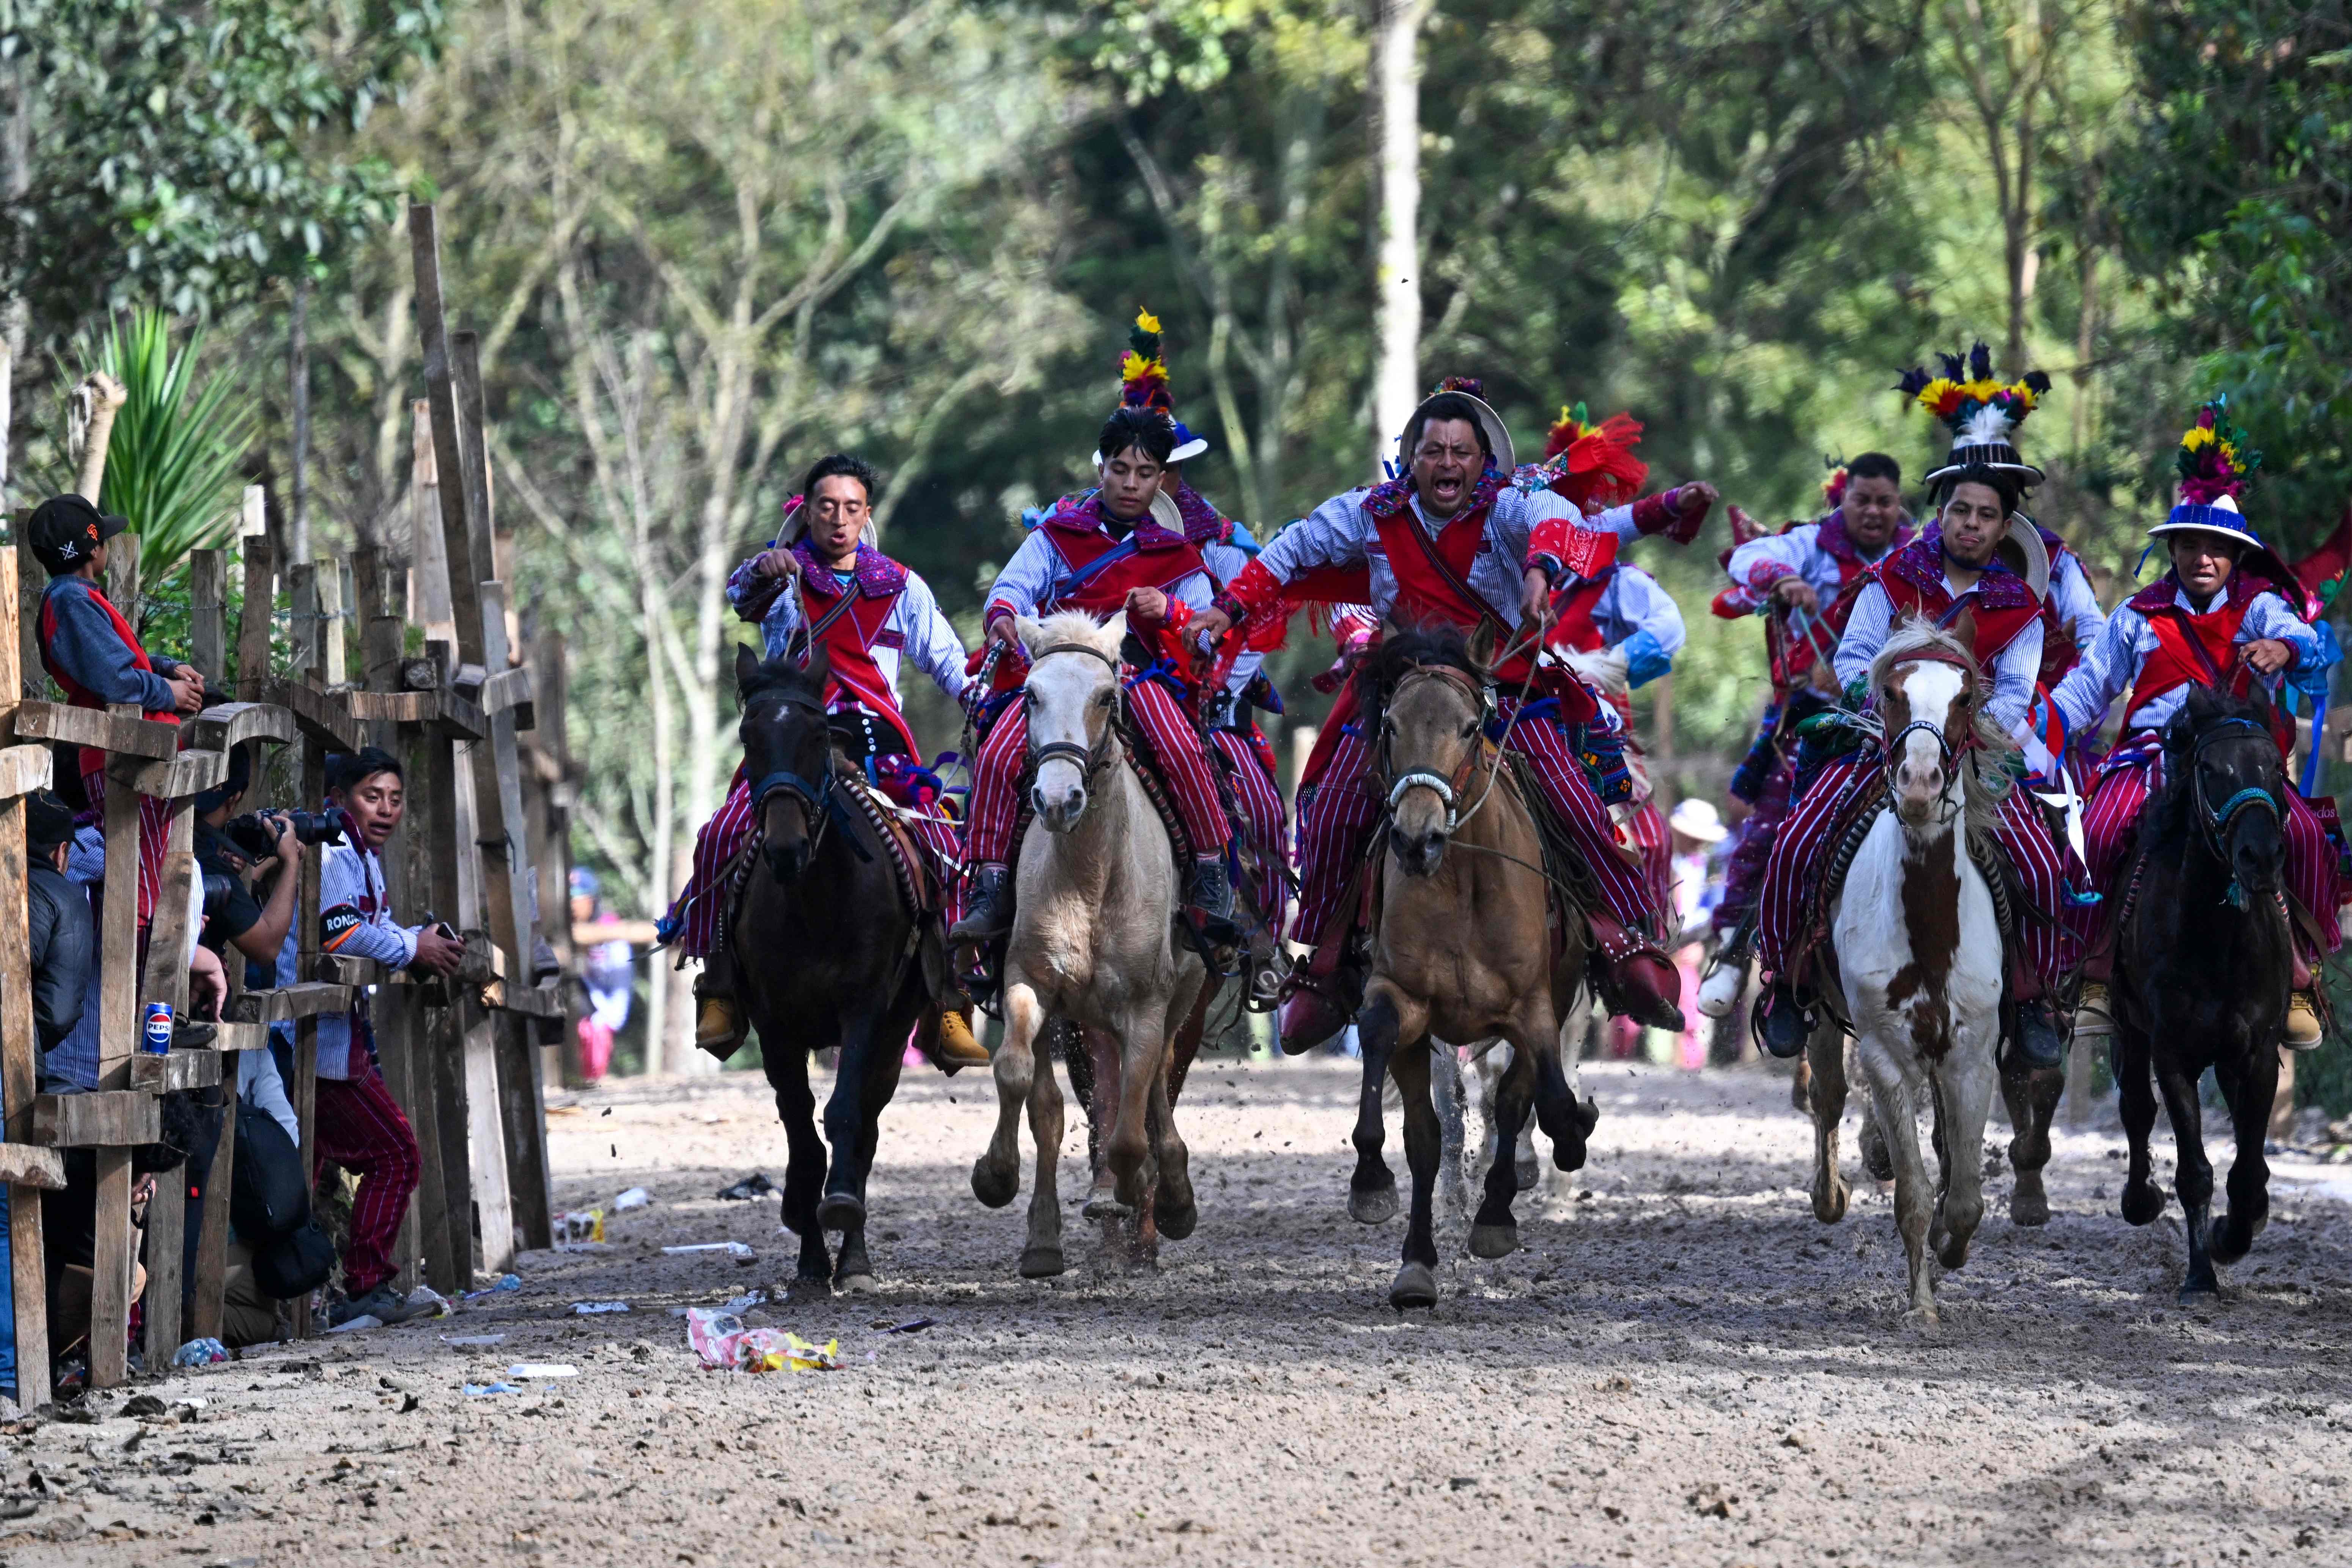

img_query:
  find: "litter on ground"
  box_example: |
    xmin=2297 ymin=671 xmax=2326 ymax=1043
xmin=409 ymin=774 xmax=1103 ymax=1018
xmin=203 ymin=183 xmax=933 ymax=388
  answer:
xmin=662 ymin=1241 xmax=754 ymax=1257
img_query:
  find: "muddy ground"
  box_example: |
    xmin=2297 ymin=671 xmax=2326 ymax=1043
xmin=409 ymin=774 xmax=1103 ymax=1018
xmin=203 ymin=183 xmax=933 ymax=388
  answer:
xmin=5 ymin=1054 xmax=2350 ymax=1567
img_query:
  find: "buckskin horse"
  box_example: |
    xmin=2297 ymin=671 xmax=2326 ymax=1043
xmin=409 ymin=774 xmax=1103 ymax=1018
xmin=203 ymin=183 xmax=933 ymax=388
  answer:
xmin=730 ymin=643 xmax=954 ymax=1290
xmin=969 ymin=611 xmax=1209 ymax=1277
xmin=1351 ymin=625 xmax=1597 ymax=1310
xmin=2112 ymin=685 xmax=2300 ymax=1300
xmin=1799 ymin=620 xmax=2010 ymax=1326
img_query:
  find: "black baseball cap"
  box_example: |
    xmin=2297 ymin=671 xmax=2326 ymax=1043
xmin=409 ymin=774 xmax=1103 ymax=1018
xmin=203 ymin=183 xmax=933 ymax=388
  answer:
xmin=25 ymin=493 xmax=128 ymax=574
xmin=25 ymin=789 xmax=77 ymax=854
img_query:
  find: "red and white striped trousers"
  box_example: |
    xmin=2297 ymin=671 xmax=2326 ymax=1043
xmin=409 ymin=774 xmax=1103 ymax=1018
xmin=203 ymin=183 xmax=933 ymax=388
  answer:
xmin=965 ymin=679 xmax=1231 ymax=865
xmin=1714 ymin=756 xmax=1794 ymax=942
xmin=1292 ymin=701 xmax=1659 ymax=948
xmin=1621 ymin=796 xmax=1673 ymax=930
xmin=81 ymin=768 xmax=174 ymax=927
xmin=1214 ymin=727 xmax=1290 ymax=941
xmin=312 ymin=1062 xmax=421 ymax=1298
xmin=662 ymin=764 xmax=963 ymax=960
xmin=2066 ymin=746 xmax=2341 ymax=955
xmin=1757 ymin=755 xmax=2077 ymax=988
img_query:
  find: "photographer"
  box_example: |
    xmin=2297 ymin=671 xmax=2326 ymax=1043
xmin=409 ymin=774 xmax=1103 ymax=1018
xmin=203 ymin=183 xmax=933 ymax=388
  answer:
xmin=192 ymin=751 xmax=304 ymax=971
xmin=268 ymin=747 xmax=462 ymax=1328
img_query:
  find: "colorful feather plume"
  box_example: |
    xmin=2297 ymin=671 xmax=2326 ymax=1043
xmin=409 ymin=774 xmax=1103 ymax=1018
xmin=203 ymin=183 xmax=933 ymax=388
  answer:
xmin=1540 ymin=401 xmax=1649 ymax=509
xmin=1821 ymin=457 xmax=1849 ymax=511
xmin=1893 ymin=342 xmax=2052 ymax=437
xmin=1119 ymin=307 xmax=1174 ymax=416
xmin=2174 ymin=396 xmax=2260 ymax=506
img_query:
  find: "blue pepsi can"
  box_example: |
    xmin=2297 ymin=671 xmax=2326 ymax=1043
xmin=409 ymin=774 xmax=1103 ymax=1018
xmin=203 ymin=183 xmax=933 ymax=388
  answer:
xmin=142 ymin=1001 xmax=173 ymax=1055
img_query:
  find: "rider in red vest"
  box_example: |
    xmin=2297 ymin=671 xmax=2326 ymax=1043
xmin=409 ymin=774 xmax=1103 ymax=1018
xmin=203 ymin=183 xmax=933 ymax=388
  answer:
xmin=1752 ymin=348 xmax=2079 ymax=1068
xmin=1189 ymin=379 xmax=1719 ymax=1051
xmin=28 ymin=492 xmax=206 ymax=926
xmin=1700 ymin=455 xmax=1916 ymax=1016
xmin=2049 ymin=401 xmax=2336 ymax=1048
xmin=661 ymin=454 xmax=983 ymax=1064
xmin=950 ymin=404 xmax=1238 ymax=943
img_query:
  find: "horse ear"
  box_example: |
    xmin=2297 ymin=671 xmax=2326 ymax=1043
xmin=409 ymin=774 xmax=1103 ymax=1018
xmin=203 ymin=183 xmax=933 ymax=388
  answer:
xmin=803 ymin=632 xmax=832 ymax=690
xmin=1467 ymin=619 xmax=1499 ymax=674
xmin=1014 ymin=615 xmax=1044 ymax=655
xmin=733 ymin=642 xmax=763 ymax=701
xmin=1100 ymin=610 xmax=1130 ymax=652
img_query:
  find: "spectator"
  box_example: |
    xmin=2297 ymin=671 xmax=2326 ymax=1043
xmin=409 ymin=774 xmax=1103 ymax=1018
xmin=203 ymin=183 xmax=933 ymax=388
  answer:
xmin=571 ymin=867 xmax=634 ymax=1081
xmin=270 ymin=747 xmax=463 ymax=1327
xmin=1665 ymin=798 xmax=1731 ymax=1069
xmin=2 ymin=791 xmax=85 ymax=1403
xmin=27 ymin=493 xmax=205 ymax=929
xmin=192 ymin=749 xmax=304 ymax=969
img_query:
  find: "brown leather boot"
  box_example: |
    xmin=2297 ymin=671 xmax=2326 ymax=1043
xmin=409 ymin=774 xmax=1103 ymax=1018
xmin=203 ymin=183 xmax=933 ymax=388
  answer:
xmin=1588 ymin=909 xmax=1684 ymax=1031
xmin=693 ymin=949 xmax=747 ymax=1059
xmin=935 ymin=1006 xmax=991 ymax=1070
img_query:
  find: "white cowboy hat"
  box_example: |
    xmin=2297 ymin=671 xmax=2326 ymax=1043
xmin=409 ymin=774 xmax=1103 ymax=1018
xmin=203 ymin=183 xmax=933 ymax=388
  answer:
xmin=1669 ymin=797 xmax=1728 ymax=844
xmin=1401 ymin=377 xmax=1515 ymax=475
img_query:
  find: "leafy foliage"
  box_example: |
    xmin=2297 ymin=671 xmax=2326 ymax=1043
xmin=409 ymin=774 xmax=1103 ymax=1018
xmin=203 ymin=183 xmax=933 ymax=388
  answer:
xmin=72 ymin=306 xmax=255 ymax=583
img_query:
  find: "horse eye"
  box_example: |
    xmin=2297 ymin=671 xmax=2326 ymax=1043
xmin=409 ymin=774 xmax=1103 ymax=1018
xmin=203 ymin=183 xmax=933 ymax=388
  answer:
xmin=1096 ymin=690 xmax=1114 ymax=707
xmin=1461 ymin=720 xmax=1479 ymax=739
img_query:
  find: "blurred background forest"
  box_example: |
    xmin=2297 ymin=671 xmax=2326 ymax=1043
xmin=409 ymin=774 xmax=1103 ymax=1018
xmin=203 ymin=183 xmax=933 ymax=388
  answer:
xmin=5 ymin=0 xmax=2351 ymax=1074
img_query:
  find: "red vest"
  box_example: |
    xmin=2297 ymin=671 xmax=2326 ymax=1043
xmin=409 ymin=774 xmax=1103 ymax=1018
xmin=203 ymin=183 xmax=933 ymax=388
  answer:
xmin=2125 ymin=578 xmax=2254 ymax=714
xmin=1869 ymin=532 xmax=2044 ymax=666
xmin=789 ymin=545 xmax=922 ymax=759
xmin=38 ymin=578 xmax=180 ymax=781
xmin=1036 ymin=497 xmax=1208 ymax=614
xmin=1361 ymin=471 xmax=1535 ymax=680
xmin=1771 ymin=512 xmax=1914 ymax=697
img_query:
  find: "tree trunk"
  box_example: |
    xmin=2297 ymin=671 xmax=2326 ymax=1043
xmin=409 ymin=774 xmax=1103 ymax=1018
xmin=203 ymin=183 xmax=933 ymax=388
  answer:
xmin=1370 ymin=0 xmax=1432 ymax=478
xmin=290 ymin=278 xmax=312 ymax=563
xmin=0 ymin=56 xmax=28 ymax=511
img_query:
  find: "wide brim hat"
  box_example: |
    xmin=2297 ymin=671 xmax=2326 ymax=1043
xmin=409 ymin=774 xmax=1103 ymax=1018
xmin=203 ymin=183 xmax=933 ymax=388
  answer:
xmin=2145 ymin=494 xmax=2300 ymax=593
xmin=1925 ymin=438 xmax=2044 ymax=488
xmin=1992 ymin=513 xmax=2052 ymax=600
xmin=1168 ymin=421 xmax=1209 ymax=464
xmin=1900 ymin=345 xmax=2052 ymax=488
xmin=1668 ymin=797 xmax=1728 ymax=843
xmin=1402 ymin=377 xmax=1515 ymax=474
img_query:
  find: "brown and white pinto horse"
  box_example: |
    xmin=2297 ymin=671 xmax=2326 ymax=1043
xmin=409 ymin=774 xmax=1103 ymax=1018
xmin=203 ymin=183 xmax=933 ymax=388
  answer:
xmin=1804 ymin=620 xmax=2011 ymax=1325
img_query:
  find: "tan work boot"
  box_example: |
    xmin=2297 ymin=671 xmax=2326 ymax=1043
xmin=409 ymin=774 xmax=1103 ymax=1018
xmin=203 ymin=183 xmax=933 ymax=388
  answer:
xmin=2074 ymin=980 xmax=2115 ymax=1039
xmin=2285 ymin=990 xmax=2324 ymax=1052
xmin=936 ymin=1007 xmax=990 ymax=1070
xmin=694 ymin=991 xmax=745 ymax=1055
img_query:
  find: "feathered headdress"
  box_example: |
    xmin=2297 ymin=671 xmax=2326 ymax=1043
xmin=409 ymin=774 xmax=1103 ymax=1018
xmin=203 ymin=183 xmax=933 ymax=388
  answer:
xmin=1821 ymin=457 xmax=1850 ymax=511
xmin=1895 ymin=342 xmax=2053 ymax=485
xmin=1113 ymin=307 xmax=1206 ymax=461
xmin=1540 ymin=403 xmax=1648 ymax=510
xmin=2173 ymin=396 xmax=2260 ymax=506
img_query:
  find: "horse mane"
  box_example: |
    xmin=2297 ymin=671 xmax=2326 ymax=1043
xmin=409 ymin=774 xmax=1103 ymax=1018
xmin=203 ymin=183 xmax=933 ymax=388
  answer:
xmin=1869 ymin=614 xmax=2013 ymax=833
xmin=1354 ymin=621 xmax=1484 ymax=717
xmin=1027 ymin=608 xmax=1116 ymax=660
xmin=737 ymin=646 xmax=824 ymax=706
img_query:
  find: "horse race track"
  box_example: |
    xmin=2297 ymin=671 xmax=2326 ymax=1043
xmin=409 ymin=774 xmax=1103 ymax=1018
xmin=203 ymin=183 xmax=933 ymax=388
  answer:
xmin=10 ymin=1057 xmax=2351 ymax=1568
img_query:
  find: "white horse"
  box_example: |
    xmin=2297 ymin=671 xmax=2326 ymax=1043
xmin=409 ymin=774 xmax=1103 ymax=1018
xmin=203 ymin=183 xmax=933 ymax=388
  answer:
xmin=969 ymin=611 xmax=1209 ymax=1277
xmin=1805 ymin=619 xmax=2009 ymax=1325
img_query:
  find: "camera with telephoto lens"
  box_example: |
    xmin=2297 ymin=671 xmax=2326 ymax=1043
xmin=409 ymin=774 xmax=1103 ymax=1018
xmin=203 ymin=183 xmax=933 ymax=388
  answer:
xmin=223 ymin=809 xmax=345 ymax=861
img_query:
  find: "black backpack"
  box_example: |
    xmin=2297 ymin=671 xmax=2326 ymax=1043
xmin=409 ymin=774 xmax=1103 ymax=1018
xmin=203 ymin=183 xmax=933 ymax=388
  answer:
xmin=231 ymin=1098 xmax=310 ymax=1239
xmin=251 ymin=1221 xmax=336 ymax=1300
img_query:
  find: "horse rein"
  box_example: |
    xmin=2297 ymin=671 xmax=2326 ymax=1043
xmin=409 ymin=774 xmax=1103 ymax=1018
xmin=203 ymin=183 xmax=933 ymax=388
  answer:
xmin=1380 ymin=663 xmax=1500 ymax=834
xmin=1026 ymin=640 xmax=1124 ymax=785
xmin=1876 ymin=648 xmax=1983 ymax=828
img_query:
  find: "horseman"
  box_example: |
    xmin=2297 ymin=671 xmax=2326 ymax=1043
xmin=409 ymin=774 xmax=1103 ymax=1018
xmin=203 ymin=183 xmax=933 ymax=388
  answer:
xmin=949 ymin=397 xmax=1238 ymax=945
xmin=1187 ymin=377 xmax=1720 ymax=1051
xmin=1699 ymin=452 xmax=1915 ymax=1017
xmin=1528 ymin=403 xmax=1687 ymax=927
xmin=660 ymin=453 xmax=983 ymax=1064
xmin=2051 ymin=400 xmax=2338 ymax=1049
xmin=1751 ymin=352 xmax=2078 ymax=1068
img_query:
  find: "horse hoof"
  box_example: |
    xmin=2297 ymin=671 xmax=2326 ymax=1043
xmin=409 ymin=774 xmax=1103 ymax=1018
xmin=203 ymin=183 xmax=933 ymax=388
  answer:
xmin=970 ymin=1159 xmax=1018 ymax=1210
xmin=1902 ymin=1304 xmax=1940 ymax=1333
xmin=1811 ymin=1178 xmax=1849 ymax=1226
xmin=2207 ymin=1216 xmax=2255 ymax=1267
xmin=795 ymin=1267 xmax=833 ymax=1290
xmin=1349 ymin=1185 xmax=1399 ymax=1225
xmin=1082 ymin=1177 xmax=1128 ymax=1221
xmin=2119 ymin=1182 xmax=2165 ymax=1227
xmin=1575 ymin=1097 xmax=1600 ymax=1137
xmin=1155 ymin=1200 xmax=1198 ymax=1242
xmin=1388 ymin=1262 xmax=1439 ymax=1310
xmin=817 ymin=1192 xmax=865 ymax=1233
xmin=1514 ymin=1156 xmax=1540 ymax=1193
xmin=1467 ymin=1224 xmax=1518 ymax=1259
xmin=836 ymin=1273 xmax=877 ymax=1295
xmin=2177 ymin=1276 xmax=2220 ymax=1305
xmin=2009 ymin=1186 xmax=2050 ymax=1228
xmin=1860 ymin=1129 xmax=1894 ymax=1184
xmin=1019 ymin=1246 xmax=1066 ymax=1279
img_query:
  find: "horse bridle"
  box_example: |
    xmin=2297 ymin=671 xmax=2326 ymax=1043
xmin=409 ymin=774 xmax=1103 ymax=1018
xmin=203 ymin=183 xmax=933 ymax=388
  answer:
xmin=1380 ymin=664 xmax=1498 ymax=833
xmin=2188 ymin=715 xmax=2281 ymax=896
xmin=1877 ymin=648 xmax=1981 ymax=826
xmin=1026 ymin=640 xmax=1124 ymax=784
xmin=747 ymin=687 xmax=845 ymax=851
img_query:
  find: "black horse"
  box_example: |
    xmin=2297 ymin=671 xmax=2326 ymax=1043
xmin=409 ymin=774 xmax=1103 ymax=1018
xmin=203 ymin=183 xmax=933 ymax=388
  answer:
xmin=2112 ymin=685 xmax=2298 ymax=1300
xmin=731 ymin=643 xmax=952 ymax=1290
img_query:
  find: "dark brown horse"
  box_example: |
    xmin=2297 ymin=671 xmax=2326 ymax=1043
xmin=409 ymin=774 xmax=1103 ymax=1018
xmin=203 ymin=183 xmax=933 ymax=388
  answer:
xmin=731 ymin=643 xmax=951 ymax=1290
xmin=2113 ymin=686 xmax=2298 ymax=1300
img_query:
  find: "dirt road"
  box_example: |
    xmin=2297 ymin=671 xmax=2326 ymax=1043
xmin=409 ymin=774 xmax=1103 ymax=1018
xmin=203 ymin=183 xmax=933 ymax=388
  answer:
xmin=7 ymin=1057 xmax=2349 ymax=1566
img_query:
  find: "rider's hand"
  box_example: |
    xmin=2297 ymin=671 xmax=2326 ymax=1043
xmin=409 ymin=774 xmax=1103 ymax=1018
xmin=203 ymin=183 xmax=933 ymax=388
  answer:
xmin=987 ymin=617 xmax=1022 ymax=650
xmin=1519 ymin=568 xmax=1553 ymax=633
xmin=1124 ymin=586 xmax=1170 ymax=627
xmin=2242 ymin=638 xmax=2294 ymax=675
xmin=1188 ymin=607 xmax=1233 ymax=654
xmin=1773 ymin=577 xmax=1821 ymax=615
xmin=1674 ymin=480 xmax=1720 ymax=514
xmin=753 ymin=547 xmax=799 ymax=581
